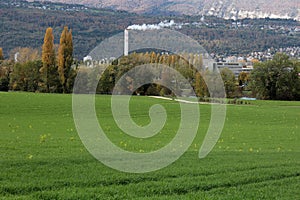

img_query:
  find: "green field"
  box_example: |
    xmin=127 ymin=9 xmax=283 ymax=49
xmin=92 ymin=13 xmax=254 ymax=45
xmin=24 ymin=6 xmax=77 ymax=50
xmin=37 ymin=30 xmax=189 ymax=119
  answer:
xmin=0 ymin=92 xmax=299 ymax=199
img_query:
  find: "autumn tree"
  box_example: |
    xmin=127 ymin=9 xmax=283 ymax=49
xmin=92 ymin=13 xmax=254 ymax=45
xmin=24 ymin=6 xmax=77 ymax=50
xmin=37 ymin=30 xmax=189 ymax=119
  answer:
xmin=150 ymin=52 xmax=156 ymax=63
xmin=10 ymin=47 xmax=39 ymax=63
xmin=220 ymin=68 xmax=236 ymax=98
xmin=58 ymin=26 xmax=73 ymax=93
xmin=41 ymin=27 xmax=59 ymax=93
xmin=0 ymin=48 xmax=4 ymax=60
xmin=160 ymin=69 xmax=172 ymax=96
xmin=195 ymin=71 xmax=208 ymax=98
xmin=238 ymin=71 xmax=249 ymax=86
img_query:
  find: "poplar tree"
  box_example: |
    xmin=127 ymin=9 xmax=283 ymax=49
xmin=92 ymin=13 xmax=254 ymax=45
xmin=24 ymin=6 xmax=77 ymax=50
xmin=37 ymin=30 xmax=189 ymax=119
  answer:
xmin=41 ymin=27 xmax=58 ymax=92
xmin=195 ymin=71 xmax=208 ymax=98
xmin=58 ymin=26 xmax=73 ymax=93
xmin=0 ymin=48 xmax=4 ymax=60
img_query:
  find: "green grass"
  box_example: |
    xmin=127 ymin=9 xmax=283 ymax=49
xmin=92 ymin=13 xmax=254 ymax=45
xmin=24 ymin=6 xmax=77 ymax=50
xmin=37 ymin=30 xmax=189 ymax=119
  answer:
xmin=0 ymin=92 xmax=299 ymax=199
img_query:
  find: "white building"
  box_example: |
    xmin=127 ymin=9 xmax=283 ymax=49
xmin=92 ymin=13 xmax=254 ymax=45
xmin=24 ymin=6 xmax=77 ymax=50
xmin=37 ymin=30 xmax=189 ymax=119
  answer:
xmin=213 ymin=62 xmax=253 ymax=77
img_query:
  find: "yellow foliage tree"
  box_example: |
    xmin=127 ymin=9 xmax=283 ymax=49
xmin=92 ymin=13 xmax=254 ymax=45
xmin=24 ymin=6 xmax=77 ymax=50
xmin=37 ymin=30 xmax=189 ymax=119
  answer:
xmin=41 ymin=27 xmax=58 ymax=93
xmin=195 ymin=71 xmax=208 ymax=98
xmin=238 ymin=71 xmax=249 ymax=86
xmin=0 ymin=48 xmax=4 ymax=60
xmin=10 ymin=47 xmax=39 ymax=63
xmin=58 ymin=26 xmax=73 ymax=93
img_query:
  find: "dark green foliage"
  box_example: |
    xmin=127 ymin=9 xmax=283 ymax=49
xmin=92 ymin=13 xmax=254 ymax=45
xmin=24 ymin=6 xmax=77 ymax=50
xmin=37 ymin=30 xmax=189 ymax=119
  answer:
xmin=0 ymin=77 xmax=9 ymax=91
xmin=145 ymin=83 xmax=161 ymax=96
xmin=0 ymin=60 xmax=13 ymax=91
xmin=220 ymin=68 xmax=236 ymax=98
xmin=9 ymin=60 xmax=42 ymax=92
xmin=65 ymin=67 xmax=77 ymax=93
xmin=95 ymin=53 xmax=197 ymax=96
xmin=250 ymin=53 xmax=300 ymax=100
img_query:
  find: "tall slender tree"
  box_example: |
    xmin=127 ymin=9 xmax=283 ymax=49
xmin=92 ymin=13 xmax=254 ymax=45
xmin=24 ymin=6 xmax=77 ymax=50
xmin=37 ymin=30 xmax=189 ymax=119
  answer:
xmin=58 ymin=26 xmax=73 ymax=93
xmin=41 ymin=27 xmax=58 ymax=92
xmin=195 ymin=71 xmax=208 ymax=98
xmin=0 ymin=48 xmax=4 ymax=60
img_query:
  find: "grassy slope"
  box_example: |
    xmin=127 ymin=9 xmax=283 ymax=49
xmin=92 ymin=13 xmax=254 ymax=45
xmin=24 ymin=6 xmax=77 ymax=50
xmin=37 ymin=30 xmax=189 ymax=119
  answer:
xmin=0 ymin=92 xmax=299 ymax=199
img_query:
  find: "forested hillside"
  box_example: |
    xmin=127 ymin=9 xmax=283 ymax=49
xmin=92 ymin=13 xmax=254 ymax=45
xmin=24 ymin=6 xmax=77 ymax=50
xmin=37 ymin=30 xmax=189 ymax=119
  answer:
xmin=0 ymin=1 xmax=146 ymax=59
xmin=0 ymin=0 xmax=300 ymax=59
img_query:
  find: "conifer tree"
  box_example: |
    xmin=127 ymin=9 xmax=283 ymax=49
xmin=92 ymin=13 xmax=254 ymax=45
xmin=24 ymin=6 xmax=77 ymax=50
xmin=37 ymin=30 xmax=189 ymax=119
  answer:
xmin=58 ymin=26 xmax=73 ymax=93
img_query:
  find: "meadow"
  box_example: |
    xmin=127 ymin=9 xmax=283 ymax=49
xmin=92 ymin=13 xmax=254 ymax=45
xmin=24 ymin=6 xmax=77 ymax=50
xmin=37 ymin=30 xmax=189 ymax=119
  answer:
xmin=0 ymin=92 xmax=299 ymax=199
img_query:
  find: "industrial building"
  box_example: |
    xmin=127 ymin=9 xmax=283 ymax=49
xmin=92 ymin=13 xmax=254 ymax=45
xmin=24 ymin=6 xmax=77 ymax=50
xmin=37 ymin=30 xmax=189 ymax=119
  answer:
xmin=213 ymin=62 xmax=253 ymax=77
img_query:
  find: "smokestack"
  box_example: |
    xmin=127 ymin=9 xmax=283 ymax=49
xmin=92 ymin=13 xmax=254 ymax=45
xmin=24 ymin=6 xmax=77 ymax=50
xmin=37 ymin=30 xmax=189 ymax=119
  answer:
xmin=124 ymin=29 xmax=129 ymax=56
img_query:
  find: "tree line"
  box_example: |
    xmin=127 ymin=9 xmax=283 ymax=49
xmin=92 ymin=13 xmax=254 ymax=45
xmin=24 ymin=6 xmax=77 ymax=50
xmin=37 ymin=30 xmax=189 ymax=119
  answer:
xmin=0 ymin=26 xmax=76 ymax=93
xmin=250 ymin=53 xmax=300 ymax=100
xmin=77 ymin=52 xmax=300 ymax=100
xmin=0 ymin=32 xmax=299 ymax=100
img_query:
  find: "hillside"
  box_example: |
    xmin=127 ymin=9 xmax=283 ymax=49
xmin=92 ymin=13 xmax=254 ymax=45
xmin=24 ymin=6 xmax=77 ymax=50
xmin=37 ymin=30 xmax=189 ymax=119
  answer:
xmin=0 ymin=0 xmax=300 ymax=59
xmin=37 ymin=0 xmax=300 ymax=20
xmin=0 ymin=0 xmax=154 ymax=59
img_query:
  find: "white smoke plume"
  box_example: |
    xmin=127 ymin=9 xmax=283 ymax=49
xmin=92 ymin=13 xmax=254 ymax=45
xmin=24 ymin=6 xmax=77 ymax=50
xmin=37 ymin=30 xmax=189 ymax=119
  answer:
xmin=127 ymin=20 xmax=177 ymax=30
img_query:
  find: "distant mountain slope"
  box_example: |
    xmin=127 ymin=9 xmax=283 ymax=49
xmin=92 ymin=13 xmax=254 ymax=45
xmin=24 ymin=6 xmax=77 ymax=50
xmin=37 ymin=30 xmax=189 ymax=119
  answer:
xmin=35 ymin=0 xmax=300 ymax=20
xmin=1 ymin=0 xmax=299 ymax=59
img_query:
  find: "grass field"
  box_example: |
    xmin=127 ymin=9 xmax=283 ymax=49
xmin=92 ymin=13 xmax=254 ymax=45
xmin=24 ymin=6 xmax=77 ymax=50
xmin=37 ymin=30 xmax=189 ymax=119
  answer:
xmin=0 ymin=92 xmax=299 ymax=199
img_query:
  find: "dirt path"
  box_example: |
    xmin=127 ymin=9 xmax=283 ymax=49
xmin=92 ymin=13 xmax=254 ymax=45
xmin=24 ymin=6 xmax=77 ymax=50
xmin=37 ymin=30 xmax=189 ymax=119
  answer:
xmin=149 ymin=96 xmax=208 ymax=104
